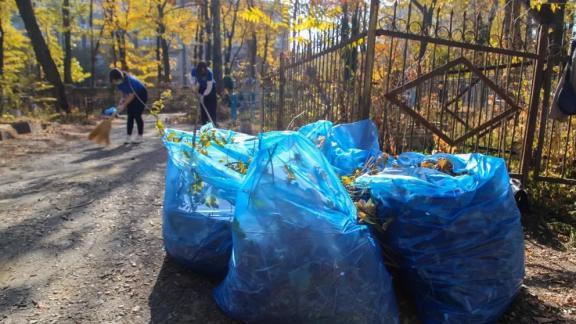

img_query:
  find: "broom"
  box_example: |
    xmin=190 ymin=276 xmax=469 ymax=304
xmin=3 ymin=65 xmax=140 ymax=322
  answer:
xmin=88 ymin=118 xmax=113 ymax=146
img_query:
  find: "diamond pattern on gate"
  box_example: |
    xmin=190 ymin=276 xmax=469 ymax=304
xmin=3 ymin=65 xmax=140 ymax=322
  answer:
xmin=384 ymin=57 xmax=522 ymax=147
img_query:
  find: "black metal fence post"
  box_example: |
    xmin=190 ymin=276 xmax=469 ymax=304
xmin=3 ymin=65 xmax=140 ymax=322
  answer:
xmin=277 ymin=54 xmax=286 ymax=130
xmin=520 ymin=24 xmax=548 ymax=185
xmin=360 ymin=0 xmax=379 ymax=120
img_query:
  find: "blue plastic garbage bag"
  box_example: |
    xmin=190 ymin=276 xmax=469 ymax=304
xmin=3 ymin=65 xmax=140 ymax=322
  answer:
xmin=214 ymin=131 xmax=399 ymax=323
xmin=354 ymin=153 xmax=525 ymax=324
xmin=162 ymin=126 xmax=257 ymax=277
xmin=299 ymin=119 xmax=382 ymax=175
xmin=102 ymin=106 xmax=117 ymax=117
xmin=327 ymin=119 xmax=381 ymax=175
xmin=298 ymin=120 xmax=333 ymax=147
xmin=163 ymin=158 xmax=233 ymax=277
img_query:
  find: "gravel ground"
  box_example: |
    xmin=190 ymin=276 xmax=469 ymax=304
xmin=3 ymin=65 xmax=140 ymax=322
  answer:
xmin=0 ymin=117 xmax=234 ymax=323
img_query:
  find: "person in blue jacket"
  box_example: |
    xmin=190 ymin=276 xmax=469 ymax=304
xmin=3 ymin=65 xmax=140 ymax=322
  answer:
xmin=109 ymin=69 xmax=148 ymax=144
xmin=190 ymin=61 xmax=218 ymax=126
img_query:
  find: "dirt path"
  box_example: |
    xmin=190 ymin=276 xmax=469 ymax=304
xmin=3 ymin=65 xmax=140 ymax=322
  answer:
xmin=1 ymin=117 xmax=575 ymax=324
xmin=0 ymin=117 xmax=234 ymax=324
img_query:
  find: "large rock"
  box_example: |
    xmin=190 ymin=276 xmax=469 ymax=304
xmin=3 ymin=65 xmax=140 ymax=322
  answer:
xmin=10 ymin=121 xmax=41 ymax=134
xmin=0 ymin=124 xmax=18 ymax=141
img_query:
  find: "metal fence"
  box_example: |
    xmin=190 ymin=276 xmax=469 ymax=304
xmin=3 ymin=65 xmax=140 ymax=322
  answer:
xmin=260 ymin=0 xmax=575 ymax=185
xmin=533 ymin=30 xmax=576 ymax=184
xmin=63 ymin=86 xmax=201 ymax=116
xmin=261 ymin=5 xmax=370 ymax=130
xmin=65 ymin=87 xmax=117 ymax=117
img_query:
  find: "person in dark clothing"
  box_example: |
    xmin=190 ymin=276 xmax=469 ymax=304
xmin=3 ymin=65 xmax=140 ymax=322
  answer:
xmin=222 ymin=67 xmax=234 ymax=92
xmin=191 ymin=61 xmax=218 ymax=126
xmin=222 ymin=67 xmax=237 ymax=122
xmin=109 ymin=69 xmax=148 ymax=144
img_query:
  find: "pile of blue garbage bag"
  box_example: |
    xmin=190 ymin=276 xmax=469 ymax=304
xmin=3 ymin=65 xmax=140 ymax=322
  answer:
xmin=161 ymin=120 xmax=524 ymax=323
xmin=355 ymin=152 xmax=525 ymax=323
xmin=162 ymin=125 xmax=257 ymax=277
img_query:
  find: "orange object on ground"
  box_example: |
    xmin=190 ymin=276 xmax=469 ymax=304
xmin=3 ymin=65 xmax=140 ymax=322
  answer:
xmin=88 ymin=119 xmax=113 ymax=146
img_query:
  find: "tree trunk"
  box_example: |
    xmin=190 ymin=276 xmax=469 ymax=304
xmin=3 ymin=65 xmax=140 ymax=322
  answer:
xmin=111 ymin=30 xmax=118 ymax=67
xmin=225 ymin=0 xmax=240 ymax=66
xmin=161 ymin=33 xmax=170 ymax=82
xmin=182 ymin=43 xmax=187 ymax=85
xmin=261 ymin=32 xmax=269 ymax=75
xmin=503 ymin=0 xmax=523 ymax=50
xmin=211 ymin=0 xmax=222 ymax=90
xmin=230 ymin=26 xmax=247 ymax=68
xmin=156 ymin=32 xmax=162 ymax=83
xmin=158 ymin=2 xmax=170 ymax=83
xmin=63 ymin=0 xmax=72 ymax=84
xmin=193 ymin=25 xmax=199 ymax=62
xmin=248 ymin=0 xmax=257 ymax=78
xmin=80 ymin=16 xmax=87 ymax=54
xmin=0 ymin=15 xmax=4 ymax=112
xmin=203 ymin=3 xmax=212 ymax=62
xmin=0 ymin=15 xmax=4 ymax=77
xmin=133 ymin=31 xmax=139 ymax=48
xmin=350 ymin=5 xmax=359 ymax=72
xmin=89 ymin=0 xmax=95 ymax=87
xmin=249 ymin=31 xmax=257 ymax=78
xmin=16 ymin=0 xmax=69 ymax=113
xmin=198 ymin=10 xmax=204 ymax=61
xmin=260 ymin=1 xmax=278 ymax=76
xmin=291 ymin=0 xmax=299 ymax=51
xmin=116 ymin=29 xmax=128 ymax=71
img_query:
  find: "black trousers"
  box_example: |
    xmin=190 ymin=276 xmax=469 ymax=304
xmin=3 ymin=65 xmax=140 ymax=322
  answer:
xmin=127 ymin=92 xmax=147 ymax=135
xmin=200 ymin=91 xmax=218 ymax=126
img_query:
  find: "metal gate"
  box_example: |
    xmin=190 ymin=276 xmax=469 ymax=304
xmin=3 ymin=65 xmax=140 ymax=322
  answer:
xmin=260 ymin=0 xmax=575 ymax=185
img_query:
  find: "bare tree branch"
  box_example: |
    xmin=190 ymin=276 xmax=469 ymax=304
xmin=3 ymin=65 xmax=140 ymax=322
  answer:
xmin=231 ymin=26 xmax=248 ymax=68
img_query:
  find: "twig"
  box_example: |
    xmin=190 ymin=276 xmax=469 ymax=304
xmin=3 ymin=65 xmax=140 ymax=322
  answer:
xmin=65 ymin=198 xmax=96 ymax=210
xmin=287 ymin=111 xmax=306 ymax=130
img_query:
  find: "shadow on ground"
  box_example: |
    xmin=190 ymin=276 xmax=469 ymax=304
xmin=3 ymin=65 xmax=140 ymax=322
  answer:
xmin=0 ymin=147 xmax=161 ymax=268
xmin=71 ymin=144 xmax=135 ymax=164
xmin=521 ymin=209 xmax=569 ymax=252
xmin=500 ymin=286 xmax=568 ymax=323
xmin=526 ymin=264 xmax=576 ymax=286
xmin=148 ymin=256 xmax=235 ymax=324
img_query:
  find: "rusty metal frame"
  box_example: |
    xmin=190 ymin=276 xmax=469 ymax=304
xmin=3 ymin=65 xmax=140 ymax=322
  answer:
xmin=442 ymin=78 xmax=480 ymax=110
xmin=535 ymin=176 xmax=576 ymax=186
xmin=444 ymin=107 xmax=470 ymax=129
xmin=387 ymin=57 xmax=466 ymax=97
xmin=520 ymin=26 xmax=548 ymax=184
xmin=385 ymin=56 xmax=523 ymax=147
xmin=360 ymin=0 xmax=380 ymax=120
xmin=439 ymin=78 xmax=481 ymax=129
xmin=375 ymin=29 xmax=540 ymax=60
xmin=264 ymin=28 xmax=539 ymax=81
